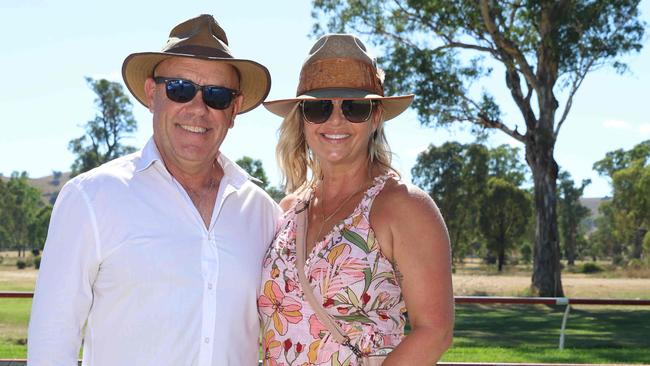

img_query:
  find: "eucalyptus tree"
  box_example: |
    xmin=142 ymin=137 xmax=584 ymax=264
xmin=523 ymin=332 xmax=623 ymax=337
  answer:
xmin=69 ymin=78 xmax=138 ymax=176
xmin=594 ymin=140 xmax=650 ymax=262
xmin=312 ymin=0 xmax=645 ymax=295
xmin=0 ymin=172 xmax=50 ymax=255
xmin=236 ymin=156 xmax=285 ymax=202
xmin=480 ymin=177 xmax=531 ymax=272
xmin=557 ymin=171 xmax=591 ymax=265
xmin=611 ymin=161 xmax=650 ymax=260
xmin=412 ymin=142 xmax=489 ymax=263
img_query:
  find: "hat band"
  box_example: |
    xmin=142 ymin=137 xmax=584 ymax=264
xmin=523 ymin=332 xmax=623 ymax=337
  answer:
xmin=296 ymin=58 xmax=384 ymax=97
xmin=164 ymin=45 xmax=233 ymax=59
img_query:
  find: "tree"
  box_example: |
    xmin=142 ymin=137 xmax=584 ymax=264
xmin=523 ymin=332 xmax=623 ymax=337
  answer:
xmin=69 ymin=77 xmax=138 ymax=176
xmin=412 ymin=142 xmax=488 ymax=263
xmin=312 ymin=0 xmax=645 ymax=296
xmin=611 ymin=161 xmax=650 ymax=260
xmin=489 ymin=145 xmax=527 ymax=186
xmin=0 ymin=172 xmax=51 ymax=255
xmin=480 ymin=177 xmax=531 ymax=271
xmin=236 ymin=156 xmax=286 ymax=202
xmin=594 ymin=140 xmax=650 ymax=263
xmin=591 ymin=200 xmax=626 ymax=264
xmin=237 ymin=156 xmax=271 ymax=188
xmin=557 ymin=171 xmax=591 ymax=265
xmin=50 ymin=170 xmax=63 ymax=186
xmin=593 ymin=140 xmax=650 ymax=177
xmin=413 ymin=142 xmax=530 ymax=264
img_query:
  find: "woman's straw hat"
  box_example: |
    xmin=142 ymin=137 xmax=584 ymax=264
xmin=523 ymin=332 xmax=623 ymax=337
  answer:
xmin=264 ymin=34 xmax=413 ymax=121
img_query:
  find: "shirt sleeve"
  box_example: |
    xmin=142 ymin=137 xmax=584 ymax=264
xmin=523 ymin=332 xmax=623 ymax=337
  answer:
xmin=27 ymin=181 xmax=101 ymax=365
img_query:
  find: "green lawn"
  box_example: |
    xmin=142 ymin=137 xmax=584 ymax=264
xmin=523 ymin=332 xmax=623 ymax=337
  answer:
xmin=2 ymin=301 xmax=649 ymax=363
xmin=441 ymin=304 xmax=650 ymax=363
xmin=0 ymin=298 xmax=30 ymax=358
xmin=442 ymin=346 xmax=649 ymax=363
xmin=2 ymin=258 xmax=648 ymax=363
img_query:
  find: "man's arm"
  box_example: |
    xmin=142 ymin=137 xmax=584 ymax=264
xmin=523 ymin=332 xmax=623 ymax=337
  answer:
xmin=28 ymin=182 xmax=101 ymax=365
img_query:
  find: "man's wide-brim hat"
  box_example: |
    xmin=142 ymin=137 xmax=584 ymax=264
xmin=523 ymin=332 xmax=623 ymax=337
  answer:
xmin=122 ymin=14 xmax=270 ymax=114
xmin=263 ymin=34 xmax=413 ymax=121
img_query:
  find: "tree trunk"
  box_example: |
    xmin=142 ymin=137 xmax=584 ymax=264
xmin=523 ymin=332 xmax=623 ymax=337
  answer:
xmin=526 ymin=132 xmax=564 ymax=297
xmin=632 ymin=227 xmax=647 ymax=260
xmin=497 ymin=245 xmax=505 ymax=272
xmin=611 ymin=241 xmax=624 ymax=265
xmin=566 ymin=226 xmax=576 ymax=266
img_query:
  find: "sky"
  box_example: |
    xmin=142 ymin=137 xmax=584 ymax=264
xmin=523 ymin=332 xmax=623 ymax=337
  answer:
xmin=1 ymin=1 xmax=649 ymax=198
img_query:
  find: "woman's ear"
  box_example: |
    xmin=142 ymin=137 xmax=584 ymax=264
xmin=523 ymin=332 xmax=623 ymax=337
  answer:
xmin=371 ymin=102 xmax=385 ymax=131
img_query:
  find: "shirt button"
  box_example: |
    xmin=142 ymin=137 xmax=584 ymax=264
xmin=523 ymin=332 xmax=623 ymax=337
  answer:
xmin=208 ymin=283 xmax=213 ymax=290
xmin=204 ymin=337 xmax=210 ymax=343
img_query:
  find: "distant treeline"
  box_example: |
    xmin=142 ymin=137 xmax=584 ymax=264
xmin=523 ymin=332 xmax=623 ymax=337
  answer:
xmin=410 ymin=140 xmax=650 ymax=270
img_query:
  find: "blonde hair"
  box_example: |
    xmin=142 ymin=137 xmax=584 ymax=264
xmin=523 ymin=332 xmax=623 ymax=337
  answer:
xmin=276 ymin=101 xmax=398 ymax=193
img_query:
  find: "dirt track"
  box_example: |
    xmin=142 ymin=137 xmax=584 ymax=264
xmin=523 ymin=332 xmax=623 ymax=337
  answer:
xmin=453 ymin=273 xmax=650 ymax=298
xmin=0 ymin=268 xmax=648 ymax=299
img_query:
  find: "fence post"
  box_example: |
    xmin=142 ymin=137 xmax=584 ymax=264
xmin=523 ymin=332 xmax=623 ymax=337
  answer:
xmin=556 ymin=297 xmax=570 ymax=350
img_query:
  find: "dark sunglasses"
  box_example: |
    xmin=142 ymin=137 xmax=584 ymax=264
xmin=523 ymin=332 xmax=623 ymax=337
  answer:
xmin=300 ymin=99 xmax=375 ymax=124
xmin=153 ymin=77 xmax=240 ymax=110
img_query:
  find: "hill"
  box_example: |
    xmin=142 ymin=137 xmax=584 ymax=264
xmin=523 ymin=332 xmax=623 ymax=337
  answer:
xmin=28 ymin=172 xmax=72 ymax=205
xmin=1 ymin=172 xmax=72 ymax=205
xmin=579 ymin=196 xmax=611 ymax=233
xmin=580 ymin=196 xmax=611 ymax=217
xmin=7 ymin=173 xmax=611 ymax=215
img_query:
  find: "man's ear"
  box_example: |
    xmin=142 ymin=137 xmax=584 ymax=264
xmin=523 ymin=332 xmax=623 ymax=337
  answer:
xmin=143 ymin=78 xmax=157 ymax=112
xmin=229 ymin=94 xmax=244 ymax=128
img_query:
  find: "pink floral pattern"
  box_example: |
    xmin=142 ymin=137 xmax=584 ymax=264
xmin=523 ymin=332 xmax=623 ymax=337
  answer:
xmin=258 ymin=173 xmax=406 ymax=366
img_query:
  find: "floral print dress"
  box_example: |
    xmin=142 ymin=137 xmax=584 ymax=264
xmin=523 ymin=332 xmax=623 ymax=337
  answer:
xmin=258 ymin=173 xmax=406 ymax=366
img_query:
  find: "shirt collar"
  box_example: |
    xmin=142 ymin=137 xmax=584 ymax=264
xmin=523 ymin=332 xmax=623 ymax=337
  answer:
xmin=135 ymin=137 xmax=162 ymax=173
xmin=217 ymin=153 xmax=255 ymax=189
xmin=135 ymin=137 xmax=255 ymax=189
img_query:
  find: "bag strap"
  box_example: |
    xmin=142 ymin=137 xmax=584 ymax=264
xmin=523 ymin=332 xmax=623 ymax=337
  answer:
xmin=294 ymin=204 xmax=364 ymax=358
xmin=294 ymin=205 xmax=347 ymax=343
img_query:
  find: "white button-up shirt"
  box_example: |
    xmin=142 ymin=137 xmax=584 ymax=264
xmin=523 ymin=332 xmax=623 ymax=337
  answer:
xmin=28 ymin=139 xmax=280 ymax=366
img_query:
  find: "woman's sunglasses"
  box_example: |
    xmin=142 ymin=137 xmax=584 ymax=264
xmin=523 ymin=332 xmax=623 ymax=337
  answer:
xmin=300 ymin=99 xmax=375 ymax=124
xmin=153 ymin=77 xmax=240 ymax=110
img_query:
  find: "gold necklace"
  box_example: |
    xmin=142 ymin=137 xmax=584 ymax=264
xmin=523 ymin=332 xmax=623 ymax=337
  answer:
xmin=313 ymin=179 xmax=368 ymax=243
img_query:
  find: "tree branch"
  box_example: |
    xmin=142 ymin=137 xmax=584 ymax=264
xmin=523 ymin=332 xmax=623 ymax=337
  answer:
xmin=554 ymin=58 xmax=595 ymax=138
xmin=479 ymin=0 xmax=540 ymax=93
xmin=434 ymin=39 xmax=497 ymax=55
xmin=390 ymin=0 xmax=498 ymax=56
xmin=503 ymin=60 xmax=538 ymax=132
xmin=456 ymin=92 xmax=526 ymax=143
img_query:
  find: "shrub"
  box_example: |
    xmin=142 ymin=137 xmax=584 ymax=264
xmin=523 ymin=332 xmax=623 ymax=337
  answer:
xmin=16 ymin=259 xmax=27 ymax=270
xmin=580 ymin=262 xmax=604 ymax=274
xmin=34 ymin=256 xmax=42 ymax=269
xmin=626 ymin=258 xmax=644 ymax=269
xmin=520 ymin=244 xmax=532 ymax=264
xmin=612 ymin=254 xmax=625 ymax=266
xmin=31 ymin=249 xmax=41 ymax=256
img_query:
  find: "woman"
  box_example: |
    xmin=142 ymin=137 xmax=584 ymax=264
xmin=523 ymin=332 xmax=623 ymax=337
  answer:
xmin=258 ymin=34 xmax=453 ymax=365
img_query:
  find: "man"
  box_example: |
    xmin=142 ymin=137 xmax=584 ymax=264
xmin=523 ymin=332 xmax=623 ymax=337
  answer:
xmin=28 ymin=14 xmax=280 ymax=366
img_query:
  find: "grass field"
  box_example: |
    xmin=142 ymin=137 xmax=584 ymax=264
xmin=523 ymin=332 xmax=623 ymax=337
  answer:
xmin=1 ymin=254 xmax=649 ymax=363
xmin=444 ymin=304 xmax=650 ymax=363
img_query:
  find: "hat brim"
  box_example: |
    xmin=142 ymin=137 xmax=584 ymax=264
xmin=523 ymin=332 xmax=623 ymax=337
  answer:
xmin=263 ymin=89 xmax=414 ymax=121
xmin=122 ymin=52 xmax=271 ymax=114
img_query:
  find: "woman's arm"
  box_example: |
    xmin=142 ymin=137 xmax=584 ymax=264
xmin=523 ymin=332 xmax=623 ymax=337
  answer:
xmin=374 ymin=183 xmax=454 ymax=365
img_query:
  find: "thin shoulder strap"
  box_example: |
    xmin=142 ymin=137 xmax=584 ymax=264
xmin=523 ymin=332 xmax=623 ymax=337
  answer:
xmin=294 ymin=207 xmax=348 ymax=344
xmin=362 ymin=171 xmax=394 ymax=214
